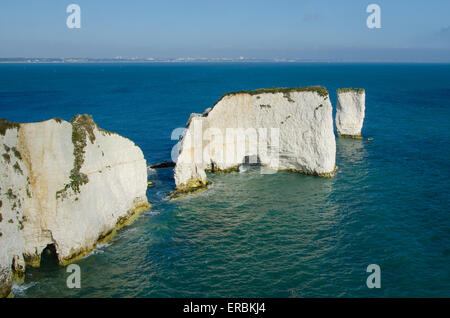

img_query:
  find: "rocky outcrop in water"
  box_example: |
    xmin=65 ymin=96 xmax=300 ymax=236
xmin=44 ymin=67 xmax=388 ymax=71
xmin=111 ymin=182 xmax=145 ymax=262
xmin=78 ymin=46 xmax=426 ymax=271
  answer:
xmin=335 ymin=88 xmax=366 ymax=138
xmin=0 ymin=115 xmax=149 ymax=297
xmin=173 ymin=87 xmax=337 ymax=196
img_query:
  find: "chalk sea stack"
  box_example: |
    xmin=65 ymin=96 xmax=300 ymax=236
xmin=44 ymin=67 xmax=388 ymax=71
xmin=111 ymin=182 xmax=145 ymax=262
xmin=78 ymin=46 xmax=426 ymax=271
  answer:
xmin=173 ymin=87 xmax=337 ymax=196
xmin=335 ymin=88 xmax=366 ymax=138
xmin=0 ymin=115 xmax=149 ymax=297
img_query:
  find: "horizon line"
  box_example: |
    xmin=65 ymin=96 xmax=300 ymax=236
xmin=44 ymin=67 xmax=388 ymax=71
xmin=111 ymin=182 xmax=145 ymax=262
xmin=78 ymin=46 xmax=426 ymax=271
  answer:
xmin=1 ymin=57 xmax=449 ymax=64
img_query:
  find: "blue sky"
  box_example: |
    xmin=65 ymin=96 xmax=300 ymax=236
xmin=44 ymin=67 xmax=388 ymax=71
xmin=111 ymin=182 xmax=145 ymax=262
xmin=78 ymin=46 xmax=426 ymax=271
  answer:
xmin=0 ymin=0 xmax=449 ymax=61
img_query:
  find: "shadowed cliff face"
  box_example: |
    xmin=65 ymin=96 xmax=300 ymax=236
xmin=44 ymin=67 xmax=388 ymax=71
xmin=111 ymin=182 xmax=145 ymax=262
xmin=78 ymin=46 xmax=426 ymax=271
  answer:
xmin=173 ymin=87 xmax=336 ymax=195
xmin=0 ymin=116 xmax=150 ymax=297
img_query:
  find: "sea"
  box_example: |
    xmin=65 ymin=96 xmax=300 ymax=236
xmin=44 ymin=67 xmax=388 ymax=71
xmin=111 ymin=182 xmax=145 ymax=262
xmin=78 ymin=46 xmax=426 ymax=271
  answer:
xmin=0 ymin=62 xmax=449 ymax=297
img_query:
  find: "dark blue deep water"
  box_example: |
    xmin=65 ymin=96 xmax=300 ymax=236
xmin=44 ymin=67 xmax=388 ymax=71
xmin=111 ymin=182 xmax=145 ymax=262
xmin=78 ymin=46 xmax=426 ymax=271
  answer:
xmin=0 ymin=63 xmax=449 ymax=297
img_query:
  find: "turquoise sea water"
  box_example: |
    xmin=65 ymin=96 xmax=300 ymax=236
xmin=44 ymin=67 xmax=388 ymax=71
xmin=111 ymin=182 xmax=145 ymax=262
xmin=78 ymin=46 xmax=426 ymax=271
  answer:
xmin=0 ymin=63 xmax=449 ymax=297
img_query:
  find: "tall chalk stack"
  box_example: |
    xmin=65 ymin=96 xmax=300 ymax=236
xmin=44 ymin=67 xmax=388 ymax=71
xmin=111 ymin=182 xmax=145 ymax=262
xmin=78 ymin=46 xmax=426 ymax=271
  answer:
xmin=335 ymin=88 xmax=366 ymax=138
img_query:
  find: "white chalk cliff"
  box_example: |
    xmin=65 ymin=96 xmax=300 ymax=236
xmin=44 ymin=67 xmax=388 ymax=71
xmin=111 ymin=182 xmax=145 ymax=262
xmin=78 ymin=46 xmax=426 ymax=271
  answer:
xmin=0 ymin=115 xmax=149 ymax=297
xmin=335 ymin=88 xmax=366 ymax=138
xmin=173 ymin=87 xmax=336 ymax=194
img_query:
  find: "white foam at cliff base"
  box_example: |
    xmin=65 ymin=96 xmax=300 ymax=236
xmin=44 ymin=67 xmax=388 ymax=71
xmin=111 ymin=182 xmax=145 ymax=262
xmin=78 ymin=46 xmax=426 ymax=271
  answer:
xmin=12 ymin=282 xmax=37 ymax=297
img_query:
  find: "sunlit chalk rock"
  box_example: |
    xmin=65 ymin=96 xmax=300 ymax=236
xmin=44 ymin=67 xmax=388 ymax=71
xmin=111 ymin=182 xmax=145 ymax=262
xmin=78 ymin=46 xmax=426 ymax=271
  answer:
xmin=0 ymin=115 xmax=149 ymax=297
xmin=173 ymin=87 xmax=337 ymax=196
xmin=335 ymin=88 xmax=366 ymax=138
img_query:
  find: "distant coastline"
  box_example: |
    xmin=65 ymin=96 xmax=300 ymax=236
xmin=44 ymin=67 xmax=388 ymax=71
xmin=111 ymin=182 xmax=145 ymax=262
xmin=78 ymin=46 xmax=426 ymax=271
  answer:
xmin=1 ymin=58 xmax=448 ymax=64
xmin=0 ymin=57 xmax=323 ymax=64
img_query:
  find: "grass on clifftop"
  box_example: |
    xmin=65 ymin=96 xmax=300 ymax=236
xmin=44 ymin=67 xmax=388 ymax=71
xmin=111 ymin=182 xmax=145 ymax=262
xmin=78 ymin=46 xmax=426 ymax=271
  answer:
xmin=337 ymin=88 xmax=365 ymax=94
xmin=224 ymin=86 xmax=329 ymax=99
xmin=0 ymin=119 xmax=20 ymax=136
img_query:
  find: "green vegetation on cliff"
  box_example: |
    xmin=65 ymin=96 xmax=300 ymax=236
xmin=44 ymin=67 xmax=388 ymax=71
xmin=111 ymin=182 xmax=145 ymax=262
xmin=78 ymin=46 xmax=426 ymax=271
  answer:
xmin=337 ymin=88 xmax=365 ymax=94
xmin=13 ymin=162 xmax=23 ymax=175
xmin=0 ymin=119 xmax=20 ymax=136
xmin=2 ymin=153 xmax=10 ymax=163
xmin=225 ymin=86 xmax=329 ymax=99
xmin=56 ymin=114 xmax=96 ymax=199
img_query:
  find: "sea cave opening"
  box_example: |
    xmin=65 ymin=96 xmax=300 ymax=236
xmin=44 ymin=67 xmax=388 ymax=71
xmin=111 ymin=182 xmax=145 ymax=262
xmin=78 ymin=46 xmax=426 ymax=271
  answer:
xmin=40 ymin=244 xmax=59 ymax=268
xmin=242 ymin=155 xmax=261 ymax=167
